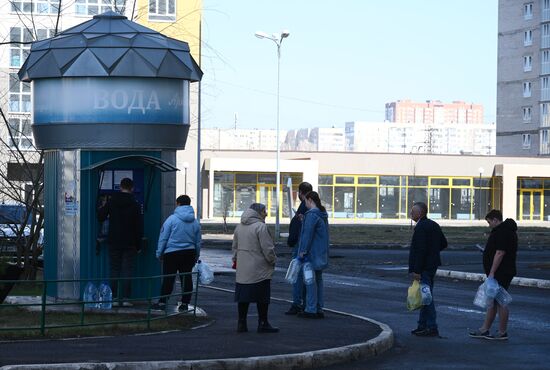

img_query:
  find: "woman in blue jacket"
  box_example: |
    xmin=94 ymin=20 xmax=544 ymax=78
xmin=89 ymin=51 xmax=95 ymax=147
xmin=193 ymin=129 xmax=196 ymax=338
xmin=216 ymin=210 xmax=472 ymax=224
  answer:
xmin=297 ymin=191 xmax=329 ymax=319
xmin=151 ymin=195 xmax=201 ymax=312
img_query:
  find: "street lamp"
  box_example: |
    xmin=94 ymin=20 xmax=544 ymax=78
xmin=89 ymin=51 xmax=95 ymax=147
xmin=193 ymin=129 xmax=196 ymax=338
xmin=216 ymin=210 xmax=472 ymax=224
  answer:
xmin=183 ymin=161 xmax=190 ymax=194
xmin=255 ymin=29 xmax=290 ymax=241
xmin=477 ymin=167 xmax=484 ymax=220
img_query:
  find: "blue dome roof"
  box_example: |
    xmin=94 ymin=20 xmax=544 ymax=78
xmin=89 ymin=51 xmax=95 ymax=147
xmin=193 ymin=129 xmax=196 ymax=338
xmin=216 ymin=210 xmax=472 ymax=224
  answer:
xmin=18 ymin=11 xmax=202 ymax=81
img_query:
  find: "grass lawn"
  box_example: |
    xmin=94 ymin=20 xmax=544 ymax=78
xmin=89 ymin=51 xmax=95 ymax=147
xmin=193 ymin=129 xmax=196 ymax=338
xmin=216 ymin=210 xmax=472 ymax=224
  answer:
xmin=0 ymin=305 xmax=207 ymax=340
xmin=201 ymin=223 xmax=550 ymax=248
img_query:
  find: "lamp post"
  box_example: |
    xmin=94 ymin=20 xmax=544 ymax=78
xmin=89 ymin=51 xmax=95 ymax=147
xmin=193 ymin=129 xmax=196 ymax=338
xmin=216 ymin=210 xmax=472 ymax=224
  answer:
xmin=183 ymin=161 xmax=190 ymax=194
xmin=477 ymin=167 xmax=484 ymax=220
xmin=255 ymin=29 xmax=290 ymax=241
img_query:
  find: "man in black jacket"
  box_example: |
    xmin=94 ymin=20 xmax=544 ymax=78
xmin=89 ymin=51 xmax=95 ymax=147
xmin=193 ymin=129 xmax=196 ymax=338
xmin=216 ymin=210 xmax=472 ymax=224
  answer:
xmin=469 ymin=209 xmax=517 ymax=341
xmin=285 ymin=181 xmax=312 ymax=315
xmin=408 ymin=202 xmax=447 ymax=337
xmin=98 ymin=177 xmax=143 ymax=306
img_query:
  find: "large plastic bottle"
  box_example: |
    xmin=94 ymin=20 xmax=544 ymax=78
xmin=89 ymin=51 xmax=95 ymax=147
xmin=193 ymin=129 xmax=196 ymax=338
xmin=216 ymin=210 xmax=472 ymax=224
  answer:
xmin=98 ymin=282 xmax=113 ymax=310
xmin=83 ymin=282 xmax=99 ymax=309
xmin=485 ymin=277 xmax=499 ymax=298
xmin=303 ymin=262 xmax=315 ymax=285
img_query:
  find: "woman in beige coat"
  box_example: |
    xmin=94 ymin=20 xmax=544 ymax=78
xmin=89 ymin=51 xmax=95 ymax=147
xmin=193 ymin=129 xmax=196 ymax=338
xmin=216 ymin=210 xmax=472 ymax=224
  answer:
xmin=232 ymin=203 xmax=278 ymax=333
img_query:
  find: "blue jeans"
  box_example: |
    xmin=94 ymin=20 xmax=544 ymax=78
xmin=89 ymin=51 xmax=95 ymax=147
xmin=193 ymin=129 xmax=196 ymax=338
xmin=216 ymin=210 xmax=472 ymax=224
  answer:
xmin=418 ymin=270 xmax=437 ymax=330
xmin=304 ymin=270 xmax=324 ymax=314
xmin=291 ymin=247 xmax=305 ymax=307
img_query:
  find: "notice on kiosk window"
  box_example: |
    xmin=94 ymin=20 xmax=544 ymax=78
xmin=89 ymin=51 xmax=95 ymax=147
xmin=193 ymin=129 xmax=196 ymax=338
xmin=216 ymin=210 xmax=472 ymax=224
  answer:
xmin=64 ymin=192 xmax=78 ymax=215
xmin=100 ymin=171 xmax=113 ymax=190
xmin=114 ymin=170 xmax=133 ymax=190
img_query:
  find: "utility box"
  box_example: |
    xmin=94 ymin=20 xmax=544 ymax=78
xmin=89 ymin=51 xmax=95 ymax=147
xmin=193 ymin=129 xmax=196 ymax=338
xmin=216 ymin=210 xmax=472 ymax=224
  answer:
xmin=18 ymin=11 xmax=202 ymax=299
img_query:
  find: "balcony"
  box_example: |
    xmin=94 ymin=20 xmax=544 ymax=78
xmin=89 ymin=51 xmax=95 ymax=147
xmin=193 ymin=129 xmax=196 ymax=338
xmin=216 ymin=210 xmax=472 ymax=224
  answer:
xmin=542 ymin=88 xmax=550 ymax=101
xmin=543 ymin=35 xmax=550 ymax=49
xmin=541 ymin=114 xmax=550 ymax=127
xmin=543 ymin=8 xmax=550 ymax=22
xmin=543 ymin=61 xmax=550 ymax=75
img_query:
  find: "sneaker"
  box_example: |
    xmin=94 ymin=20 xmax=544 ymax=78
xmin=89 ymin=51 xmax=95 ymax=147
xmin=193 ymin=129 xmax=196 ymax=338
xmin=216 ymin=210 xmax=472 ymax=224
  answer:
xmin=414 ymin=328 xmax=439 ymax=337
xmin=468 ymin=329 xmax=490 ymax=339
xmin=297 ymin=311 xmax=321 ymax=319
xmin=411 ymin=327 xmax=426 ymax=335
xmin=284 ymin=305 xmax=302 ymax=315
xmin=486 ymin=332 xmax=508 ymax=341
xmin=316 ymin=311 xmax=325 ymax=319
xmin=178 ymin=303 xmax=189 ymax=312
xmin=150 ymin=303 xmax=166 ymax=311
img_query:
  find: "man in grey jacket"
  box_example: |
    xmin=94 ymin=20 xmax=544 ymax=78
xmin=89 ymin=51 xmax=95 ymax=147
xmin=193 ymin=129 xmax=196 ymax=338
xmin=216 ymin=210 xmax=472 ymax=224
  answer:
xmin=152 ymin=195 xmax=201 ymax=312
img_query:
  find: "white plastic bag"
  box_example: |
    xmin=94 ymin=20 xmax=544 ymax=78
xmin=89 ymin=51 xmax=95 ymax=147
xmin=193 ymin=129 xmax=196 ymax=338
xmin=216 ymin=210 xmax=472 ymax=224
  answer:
xmin=285 ymin=258 xmax=301 ymax=284
xmin=473 ymin=281 xmax=493 ymax=309
xmin=195 ymin=260 xmax=214 ymax=285
xmin=485 ymin=277 xmax=499 ymax=298
xmin=303 ymin=262 xmax=315 ymax=285
xmin=420 ymin=283 xmax=432 ymax=306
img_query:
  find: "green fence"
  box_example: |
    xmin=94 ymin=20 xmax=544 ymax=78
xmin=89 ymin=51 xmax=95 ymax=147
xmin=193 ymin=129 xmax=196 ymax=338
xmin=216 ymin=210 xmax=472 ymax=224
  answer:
xmin=0 ymin=271 xmax=200 ymax=336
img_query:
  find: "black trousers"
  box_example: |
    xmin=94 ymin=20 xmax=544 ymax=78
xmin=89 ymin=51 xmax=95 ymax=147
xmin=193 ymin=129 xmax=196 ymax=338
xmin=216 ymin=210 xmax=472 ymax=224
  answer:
xmin=159 ymin=249 xmax=196 ymax=304
xmin=109 ymin=247 xmax=136 ymax=299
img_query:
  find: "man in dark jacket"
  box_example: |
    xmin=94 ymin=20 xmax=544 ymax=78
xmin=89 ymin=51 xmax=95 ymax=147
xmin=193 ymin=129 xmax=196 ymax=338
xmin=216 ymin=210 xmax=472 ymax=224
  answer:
xmin=97 ymin=177 xmax=143 ymax=306
xmin=469 ymin=209 xmax=517 ymax=341
xmin=285 ymin=181 xmax=312 ymax=315
xmin=408 ymin=202 xmax=447 ymax=337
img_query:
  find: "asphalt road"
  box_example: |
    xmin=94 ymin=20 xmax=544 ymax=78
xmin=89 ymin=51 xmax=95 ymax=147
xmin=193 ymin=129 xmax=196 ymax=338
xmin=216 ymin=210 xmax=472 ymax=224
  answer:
xmin=211 ymin=247 xmax=550 ymax=369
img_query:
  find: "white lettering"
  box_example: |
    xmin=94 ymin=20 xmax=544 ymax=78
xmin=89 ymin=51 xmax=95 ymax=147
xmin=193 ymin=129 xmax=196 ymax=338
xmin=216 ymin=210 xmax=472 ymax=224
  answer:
xmin=111 ymin=90 xmax=128 ymax=110
xmin=128 ymin=91 xmax=145 ymax=114
xmin=146 ymin=91 xmax=161 ymax=111
xmin=93 ymin=90 xmax=109 ymax=109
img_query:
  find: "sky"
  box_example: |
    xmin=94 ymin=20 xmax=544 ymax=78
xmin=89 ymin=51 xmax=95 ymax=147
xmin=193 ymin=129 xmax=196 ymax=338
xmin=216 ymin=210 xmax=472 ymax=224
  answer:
xmin=200 ymin=0 xmax=498 ymax=130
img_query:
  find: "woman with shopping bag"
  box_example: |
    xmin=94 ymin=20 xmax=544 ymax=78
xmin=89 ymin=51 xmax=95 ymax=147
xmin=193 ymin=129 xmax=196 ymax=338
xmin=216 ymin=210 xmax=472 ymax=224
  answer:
xmin=232 ymin=203 xmax=278 ymax=333
xmin=297 ymin=191 xmax=330 ymax=319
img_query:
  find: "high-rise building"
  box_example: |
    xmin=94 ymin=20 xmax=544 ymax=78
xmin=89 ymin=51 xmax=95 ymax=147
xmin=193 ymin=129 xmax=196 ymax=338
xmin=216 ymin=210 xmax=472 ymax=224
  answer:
xmin=497 ymin=0 xmax=550 ymax=155
xmin=385 ymin=100 xmax=484 ymax=125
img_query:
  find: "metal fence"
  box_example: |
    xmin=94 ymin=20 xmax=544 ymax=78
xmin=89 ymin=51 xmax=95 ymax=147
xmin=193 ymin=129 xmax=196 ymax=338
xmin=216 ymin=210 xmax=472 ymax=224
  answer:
xmin=0 ymin=271 xmax=200 ymax=335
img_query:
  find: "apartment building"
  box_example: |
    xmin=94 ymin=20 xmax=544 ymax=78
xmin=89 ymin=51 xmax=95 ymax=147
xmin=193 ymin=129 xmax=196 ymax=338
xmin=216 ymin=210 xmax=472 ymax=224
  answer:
xmin=202 ymin=128 xmax=287 ymax=151
xmin=385 ymin=100 xmax=484 ymax=124
xmin=497 ymin=0 xmax=550 ymax=155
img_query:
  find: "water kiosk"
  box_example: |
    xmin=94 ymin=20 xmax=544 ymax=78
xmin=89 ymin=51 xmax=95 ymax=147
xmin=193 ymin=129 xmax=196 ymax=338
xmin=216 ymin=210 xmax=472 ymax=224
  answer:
xmin=18 ymin=11 xmax=202 ymax=299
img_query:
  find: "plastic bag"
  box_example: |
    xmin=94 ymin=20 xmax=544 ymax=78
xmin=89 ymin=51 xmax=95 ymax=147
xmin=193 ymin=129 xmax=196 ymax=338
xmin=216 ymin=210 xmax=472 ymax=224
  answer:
xmin=420 ymin=283 xmax=432 ymax=306
xmin=495 ymin=286 xmax=513 ymax=307
xmin=473 ymin=281 xmax=493 ymax=309
xmin=195 ymin=260 xmax=214 ymax=285
xmin=485 ymin=277 xmax=499 ymax=298
xmin=407 ymin=280 xmax=422 ymax=311
xmin=303 ymin=262 xmax=316 ymax=285
xmin=285 ymin=258 xmax=301 ymax=284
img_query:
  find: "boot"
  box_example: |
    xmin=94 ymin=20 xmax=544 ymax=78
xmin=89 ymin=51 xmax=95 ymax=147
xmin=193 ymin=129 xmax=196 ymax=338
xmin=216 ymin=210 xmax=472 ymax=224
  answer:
xmin=237 ymin=319 xmax=248 ymax=333
xmin=257 ymin=320 xmax=279 ymax=333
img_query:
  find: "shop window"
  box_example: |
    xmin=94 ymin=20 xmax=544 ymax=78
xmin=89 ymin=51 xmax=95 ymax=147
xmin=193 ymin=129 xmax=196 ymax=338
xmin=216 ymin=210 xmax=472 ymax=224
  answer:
xmin=258 ymin=174 xmax=276 ymax=184
xmin=319 ymin=186 xmax=333 ymax=214
xmin=379 ymin=186 xmax=400 ymax=219
xmin=408 ymin=176 xmax=428 ymax=186
xmin=214 ymin=172 xmax=234 ymax=183
xmin=451 ymin=188 xmax=473 ymax=220
xmin=430 ymin=178 xmax=449 ymax=186
xmin=334 ymin=187 xmax=355 ymax=218
xmin=358 ymin=176 xmax=377 ymax=185
xmin=520 ymin=179 xmax=543 ymax=188
xmin=235 ymin=173 xmax=257 ymax=184
xmin=452 ymin=178 xmax=472 ymax=186
xmin=318 ymin=175 xmax=333 ymax=185
xmin=335 ymin=176 xmax=355 ymax=184
xmin=379 ymin=176 xmax=400 ymax=186
xmin=429 ymin=188 xmax=450 ymax=219
xmin=356 ymin=187 xmax=378 ymax=218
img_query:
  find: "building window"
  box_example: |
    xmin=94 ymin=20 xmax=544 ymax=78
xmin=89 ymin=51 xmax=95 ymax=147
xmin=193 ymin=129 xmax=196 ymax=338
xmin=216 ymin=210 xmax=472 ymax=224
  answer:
xmin=526 ymin=29 xmax=534 ymax=44
xmin=524 ymin=81 xmax=532 ymax=97
xmin=8 ymin=73 xmax=31 ymax=113
xmin=7 ymin=117 xmax=33 ymax=150
xmin=148 ymin=0 xmax=176 ymax=21
xmin=543 ymin=76 xmax=550 ymax=89
xmin=524 ymin=55 xmax=533 ymax=71
xmin=542 ymin=129 xmax=549 ymax=144
xmin=544 ymin=50 xmax=550 ymax=63
xmin=524 ymin=3 xmax=533 ymax=19
xmin=11 ymin=0 xmax=59 ymax=14
xmin=75 ymin=0 xmax=125 ymax=16
xmin=9 ymin=27 xmax=53 ymax=67
xmin=545 ymin=0 xmax=550 ymax=10
xmin=523 ymin=106 xmax=532 ymax=122
xmin=522 ymin=133 xmax=532 ymax=148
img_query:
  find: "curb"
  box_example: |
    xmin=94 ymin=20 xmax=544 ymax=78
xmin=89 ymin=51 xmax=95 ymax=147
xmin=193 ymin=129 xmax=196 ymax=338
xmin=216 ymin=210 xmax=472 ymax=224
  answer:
xmin=437 ymin=269 xmax=550 ymax=289
xmin=1 ymin=288 xmax=394 ymax=370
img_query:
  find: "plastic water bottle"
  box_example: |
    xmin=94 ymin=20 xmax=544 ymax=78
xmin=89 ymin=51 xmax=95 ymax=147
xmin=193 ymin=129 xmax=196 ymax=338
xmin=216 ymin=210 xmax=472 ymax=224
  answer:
xmin=98 ymin=282 xmax=113 ymax=310
xmin=420 ymin=283 xmax=433 ymax=305
xmin=83 ymin=282 xmax=99 ymax=309
xmin=303 ymin=262 xmax=315 ymax=285
xmin=495 ymin=287 xmax=513 ymax=306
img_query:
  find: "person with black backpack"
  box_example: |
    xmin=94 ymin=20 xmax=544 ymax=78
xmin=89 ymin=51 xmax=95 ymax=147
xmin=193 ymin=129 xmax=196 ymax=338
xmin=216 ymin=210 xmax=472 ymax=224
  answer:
xmin=408 ymin=202 xmax=447 ymax=337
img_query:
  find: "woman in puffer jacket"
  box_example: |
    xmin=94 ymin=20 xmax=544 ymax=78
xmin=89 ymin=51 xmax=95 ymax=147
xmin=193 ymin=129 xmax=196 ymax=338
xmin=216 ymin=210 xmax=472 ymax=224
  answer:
xmin=232 ymin=203 xmax=278 ymax=333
